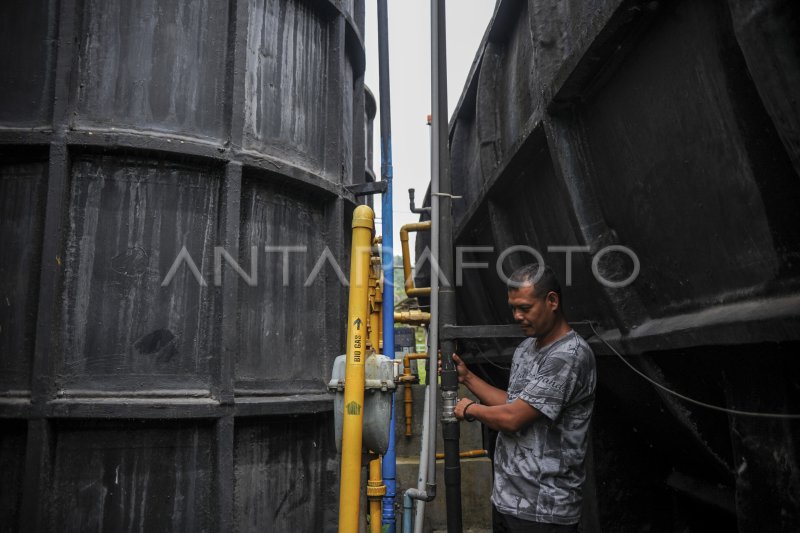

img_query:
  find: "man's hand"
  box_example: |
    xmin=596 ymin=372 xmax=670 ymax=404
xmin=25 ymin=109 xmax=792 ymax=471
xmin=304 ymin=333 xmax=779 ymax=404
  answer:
xmin=452 ymin=354 xmax=470 ymax=384
xmin=454 ymin=397 xmax=476 ymax=421
xmin=438 ymin=353 xmax=470 ymax=384
xmin=440 ymin=353 xmax=510 ymax=407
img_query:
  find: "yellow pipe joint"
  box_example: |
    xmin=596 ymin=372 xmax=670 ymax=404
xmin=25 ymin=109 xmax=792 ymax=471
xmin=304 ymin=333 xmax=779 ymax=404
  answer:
xmin=435 ymin=449 xmax=488 ymax=460
xmin=366 ymin=239 xmax=384 ymax=533
xmin=399 ymin=221 xmax=432 ymax=298
xmin=399 ymin=353 xmax=429 ymax=437
xmin=367 ymin=458 xmax=387 ymax=499
xmin=400 ymin=353 xmax=430 ymax=382
xmin=367 ymin=457 xmax=384 ymax=533
xmin=338 ymin=205 xmax=374 ymax=533
xmin=367 ymin=255 xmax=382 ymax=352
xmin=394 ymin=310 xmax=431 ymax=325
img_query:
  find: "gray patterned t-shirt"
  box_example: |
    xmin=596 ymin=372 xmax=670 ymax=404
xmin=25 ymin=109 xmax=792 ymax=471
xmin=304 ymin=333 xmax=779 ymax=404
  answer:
xmin=491 ymin=331 xmax=596 ymax=525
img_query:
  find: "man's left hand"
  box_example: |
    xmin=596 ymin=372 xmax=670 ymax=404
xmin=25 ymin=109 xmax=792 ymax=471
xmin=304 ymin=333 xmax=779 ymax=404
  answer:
xmin=454 ymin=397 xmax=476 ymax=421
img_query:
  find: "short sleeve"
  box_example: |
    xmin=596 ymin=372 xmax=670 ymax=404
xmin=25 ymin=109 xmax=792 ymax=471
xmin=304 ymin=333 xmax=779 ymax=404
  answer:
xmin=518 ymin=348 xmax=581 ymax=421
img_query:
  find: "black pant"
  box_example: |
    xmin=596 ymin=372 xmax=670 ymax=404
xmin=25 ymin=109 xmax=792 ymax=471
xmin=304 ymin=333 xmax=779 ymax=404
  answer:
xmin=492 ymin=506 xmax=579 ymax=533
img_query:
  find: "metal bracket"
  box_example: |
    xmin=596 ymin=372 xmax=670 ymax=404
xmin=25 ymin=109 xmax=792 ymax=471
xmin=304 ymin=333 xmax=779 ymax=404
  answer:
xmin=345 ymin=181 xmax=388 ymax=197
xmin=440 ymin=324 xmax=526 ymax=340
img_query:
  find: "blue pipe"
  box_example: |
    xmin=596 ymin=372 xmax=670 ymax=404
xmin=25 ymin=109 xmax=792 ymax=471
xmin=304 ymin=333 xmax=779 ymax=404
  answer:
xmin=403 ymin=492 xmax=414 ymax=533
xmin=377 ymin=1 xmax=396 ymax=530
xmin=380 ymin=145 xmax=396 ymax=532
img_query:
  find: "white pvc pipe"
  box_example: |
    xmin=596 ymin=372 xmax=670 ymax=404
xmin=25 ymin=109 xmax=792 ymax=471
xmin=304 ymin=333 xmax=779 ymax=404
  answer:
xmin=413 ymin=1 xmax=442 ymax=529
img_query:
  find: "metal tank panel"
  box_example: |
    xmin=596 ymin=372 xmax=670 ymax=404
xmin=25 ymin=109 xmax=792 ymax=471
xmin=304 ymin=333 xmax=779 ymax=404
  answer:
xmin=74 ymin=0 xmax=229 ymax=139
xmin=578 ymin=0 xmax=794 ymax=316
xmin=0 ymin=1 xmax=57 ymax=128
xmin=59 ymin=155 xmax=221 ymax=393
xmin=243 ymin=0 xmax=330 ymax=174
xmin=0 ymin=422 xmax=27 ymax=528
xmin=0 ymin=0 xmax=368 ymax=530
xmin=234 ymin=414 xmax=338 ymax=532
xmin=52 ymin=421 xmax=216 ymax=532
xmin=0 ymin=155 xmax=47 ymax=394
xmin=236 ymin=179 xmax=329 ymax=393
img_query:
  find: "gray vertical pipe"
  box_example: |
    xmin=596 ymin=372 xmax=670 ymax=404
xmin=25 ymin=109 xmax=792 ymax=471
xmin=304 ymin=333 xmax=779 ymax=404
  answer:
xmin=413 ymin=93 xmax=440 ymax=533
xmin=406 ymin=71 xmax=439 ymax=533
xmin=432 ymin=0 xmax=462 ymax=532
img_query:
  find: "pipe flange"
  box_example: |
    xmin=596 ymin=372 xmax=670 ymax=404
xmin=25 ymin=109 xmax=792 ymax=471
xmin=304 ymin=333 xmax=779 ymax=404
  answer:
xmin=367 ymin=483 xmax=387 ymax=498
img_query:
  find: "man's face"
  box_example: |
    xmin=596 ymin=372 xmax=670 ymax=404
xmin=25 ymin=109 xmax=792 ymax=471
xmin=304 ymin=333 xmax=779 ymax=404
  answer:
xmin=508 ymin=283 xmax=556 ymax=338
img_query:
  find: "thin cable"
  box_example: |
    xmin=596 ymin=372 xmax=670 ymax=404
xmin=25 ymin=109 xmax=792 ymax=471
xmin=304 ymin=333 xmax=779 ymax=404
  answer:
xmin=472 ymin=343 xmax=511 ymax=370
xmin=473 ymin=355 xmax=503 ymax=389
xmin=584 ymin=321 xmax=800 ymax=420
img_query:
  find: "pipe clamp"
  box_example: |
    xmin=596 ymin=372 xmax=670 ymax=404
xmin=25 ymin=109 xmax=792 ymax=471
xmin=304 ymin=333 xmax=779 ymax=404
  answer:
xmin=367 ymin=482 xmax=387 ymax=498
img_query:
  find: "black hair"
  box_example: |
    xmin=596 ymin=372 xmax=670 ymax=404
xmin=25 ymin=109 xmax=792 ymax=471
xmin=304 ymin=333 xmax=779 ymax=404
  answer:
xmin=508 ymin=263 xmax=563 ymax=303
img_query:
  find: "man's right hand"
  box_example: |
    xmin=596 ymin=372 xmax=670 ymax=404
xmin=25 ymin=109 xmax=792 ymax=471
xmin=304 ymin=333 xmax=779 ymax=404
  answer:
xmin=440 ymin=353 xmax=509 ymax=407
xmin=438 ymin=353 xmax=470 ymax=384
xmin=452 ymin=353 xmax=470 ymax=384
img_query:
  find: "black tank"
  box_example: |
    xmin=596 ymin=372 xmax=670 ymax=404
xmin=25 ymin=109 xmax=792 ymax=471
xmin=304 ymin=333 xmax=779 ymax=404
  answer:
xmin=0 ymin=0 xmax=370 ymax=530
xmin=443 ymin=1 xmax=800 ymax=531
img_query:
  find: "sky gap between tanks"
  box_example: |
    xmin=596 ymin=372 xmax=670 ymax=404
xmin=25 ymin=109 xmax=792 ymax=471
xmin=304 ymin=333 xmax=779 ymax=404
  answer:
xmin=364 ymin=0 xmax=497 ymax=249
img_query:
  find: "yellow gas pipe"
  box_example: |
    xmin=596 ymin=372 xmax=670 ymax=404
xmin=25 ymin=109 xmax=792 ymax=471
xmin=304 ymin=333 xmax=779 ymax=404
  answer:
xmin=338 ymin=205 xmax=375 ymax=533
xmin=393 ymin=311 xmax=431 ymax=438
xmin=393 ymin=310 xmax=431 ymax=326
xmin=399 ymin=221 xmax=432 ymax=297
xmin=436 ymin=450 xmax=488 ymax=460
xmin=366 ymin=244 xmax=385 ymax=533
xmin=398 ymin=353 xmax=430 ymax=437
xmin=368 ymin=254 xmax=383 ymax=352
xmin=367 ymin=456 xmax=385 ymax=532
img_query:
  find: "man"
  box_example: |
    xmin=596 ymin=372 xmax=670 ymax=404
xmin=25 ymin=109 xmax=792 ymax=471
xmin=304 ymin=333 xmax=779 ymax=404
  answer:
xmin=452 ymin=263 xmax=596 ymax=532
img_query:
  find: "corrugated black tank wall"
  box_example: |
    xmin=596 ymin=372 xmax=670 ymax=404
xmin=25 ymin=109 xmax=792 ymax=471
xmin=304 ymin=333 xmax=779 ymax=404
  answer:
xmin=441 ymin=0 xmax=800 ymax=532
xmin=0 ymin=0 xmax=369 ymax=531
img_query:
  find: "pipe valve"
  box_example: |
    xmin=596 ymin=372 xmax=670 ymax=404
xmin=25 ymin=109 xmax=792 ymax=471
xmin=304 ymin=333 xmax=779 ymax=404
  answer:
xmin=394 ymin=310 xmax=431 ymax=325
xmin=441 ymin=390 xmax=457 ymax=423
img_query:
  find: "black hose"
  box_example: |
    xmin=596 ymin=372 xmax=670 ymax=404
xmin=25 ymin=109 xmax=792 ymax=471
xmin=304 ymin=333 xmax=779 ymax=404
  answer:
xmin=442 ymin=421 xmax=463 ymax=532
xmin=432 ymin=0 xmax=463 ymax=531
